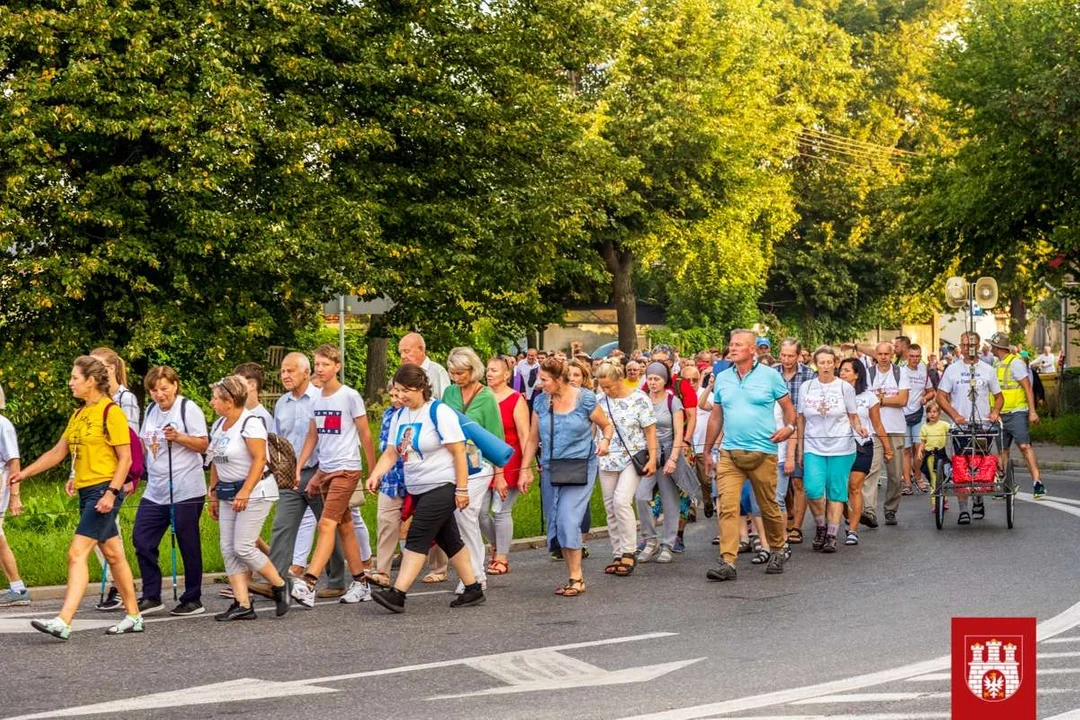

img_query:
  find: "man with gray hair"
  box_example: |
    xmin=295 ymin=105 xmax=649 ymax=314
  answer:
xmin=863 ymin=341 xmax=910 ymax=527
xmin=267 ymin=352 xmax=347 ymax=598
xmin=399 ymin=333 xmax=450 ymax=400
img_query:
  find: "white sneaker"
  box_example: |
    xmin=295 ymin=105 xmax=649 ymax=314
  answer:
xmin=290 ymin=581 xmax=316 ymax=608
xmin=637 ymin=539 xmax=659 ymax=562
xmin=30 ymin=617 xmax=71 ymax=641
xmin=655 ymin=546 xmax=674 ymax=564
xmin=340 ymin=580 xmax=372 ymax=604
xmin=106 ymin=615 xmax=144 ymax=635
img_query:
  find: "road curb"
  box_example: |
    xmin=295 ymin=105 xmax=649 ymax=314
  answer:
xmin=24 ymin=527 xmax=612 ymax=601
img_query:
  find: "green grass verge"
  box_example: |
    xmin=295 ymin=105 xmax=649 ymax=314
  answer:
xmin=4 ymin=476 xmax=610 ymax=588
xmin=1029 ymin=414 xmax=1080 ymax=446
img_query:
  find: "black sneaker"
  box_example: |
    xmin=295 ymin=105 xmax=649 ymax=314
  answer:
xmin=884 ymin=512 xmax=897 ymax=526
xmin=765 ymin=550 xmax=787 ymax=574
xmin=137 ymin=598 xmax=164 ymax=615
xmin=581 ymin=545 xmax=590 ymax=559
xmin=703 ymin=500 xmax=715 ymax=519
xmin=549 ymin=549 xmax=564 ymax=561
xmin=271 ymin=581 xmax=291 ymax=617
xmin=812 ymin=525 xmax=827 ymax=552
xmin=214 ymin=602 xmax=256 ymax=622
xmin=170 ymin=601 xmax=205 ymax=617
xmin=860 ymin=511 xmax=878 ymax=529
xmin=706 ymin=562 xmax=737 ymax=582
xmin=96 ymin=587 xmax=122 ymax=612
xmin=821 ymin=535 xmax=838 ymax=554
xmin=450 ymin=582 xmax=486 ymax=608
xmin=371 ymin=587 xmax=407 ymax=614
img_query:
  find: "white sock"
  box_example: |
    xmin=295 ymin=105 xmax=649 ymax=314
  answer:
xmin=10 ymin=580 xmax=26 ymax=593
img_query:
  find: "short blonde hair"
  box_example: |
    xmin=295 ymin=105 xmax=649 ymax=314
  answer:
xmin=446 ymin=346 xmax=485 ymax=383
xmin=594 ymin=360 xmax=625 ymax=383
xmin=567 ymin=358 xmax=594 ymax=390
xmin=211 ymin=375 xmax=249 ymax=408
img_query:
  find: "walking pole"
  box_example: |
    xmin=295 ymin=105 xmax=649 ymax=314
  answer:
xmin=167 ymin=439 xmax=179 ymax=603
xmin=99 ymin=562 xmax=109 ymax=606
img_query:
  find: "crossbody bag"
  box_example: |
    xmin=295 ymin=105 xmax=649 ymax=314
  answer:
xmin=546 ymin=396 xmax=590 ymax=486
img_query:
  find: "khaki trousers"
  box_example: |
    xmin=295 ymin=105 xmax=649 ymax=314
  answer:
xmin=716 ymin=451 xmax=785 ymax=565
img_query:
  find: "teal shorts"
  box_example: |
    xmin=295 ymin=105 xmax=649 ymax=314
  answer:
xmin=803 ymin=452 xmax=856 ymax=503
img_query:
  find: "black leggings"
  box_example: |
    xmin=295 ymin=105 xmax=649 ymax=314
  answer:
xmin=404 ymin=484 xmax=465 ymax=557
xmin=920 ymin=449 xmax=948 ymax=486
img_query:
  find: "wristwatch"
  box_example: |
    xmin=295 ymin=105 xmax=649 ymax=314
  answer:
xmin=105 ymin=487 xmax=120 ymax=497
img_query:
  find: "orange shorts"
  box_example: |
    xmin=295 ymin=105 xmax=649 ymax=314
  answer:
xmin=313 ymin=469 xmax=362 ymax=525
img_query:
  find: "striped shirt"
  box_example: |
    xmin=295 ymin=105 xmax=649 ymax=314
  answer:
xmin=777 ymin=363 xmax=816 ymax=413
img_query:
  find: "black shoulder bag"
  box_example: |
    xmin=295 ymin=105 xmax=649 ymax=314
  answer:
xmin=607 ymin=396 xmax=651 ymax=477
xmin=546 ymin=395 xmax=590 ymax=486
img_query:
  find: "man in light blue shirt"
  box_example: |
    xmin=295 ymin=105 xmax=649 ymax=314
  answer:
xmin=267 ymin=352 xmax=345 ymax=595
xmin=704 ymin=330 xmax=796 ymax=581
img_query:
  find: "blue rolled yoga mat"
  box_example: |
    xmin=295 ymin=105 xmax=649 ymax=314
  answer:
xmin=449 ymin=406 xmax=514 ymax=468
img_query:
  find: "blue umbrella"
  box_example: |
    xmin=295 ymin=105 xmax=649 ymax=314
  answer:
xmin=590 ymin=341 xmax=620 ymax=359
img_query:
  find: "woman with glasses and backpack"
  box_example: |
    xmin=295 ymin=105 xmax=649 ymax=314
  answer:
xmin=636 ymin=362 xmax=684 ymax=565
xmin=13 ymin=356 xmax=144 ymax=640
xmin=133 ymin=366 xmax=210 ymax=616
xmin=518 ymin=358 xmax=614 ymax=597
xmin=207 ymin=375 xmax=291 ymax=621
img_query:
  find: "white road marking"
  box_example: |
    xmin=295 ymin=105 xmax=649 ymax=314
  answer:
xmin=696 ymin=714 xmax=950 ymax=720
xmin=2 ymin=632 xmax=684 ymax=719
xmin=0 ymin=619 xmax=115 ymax=634
xmin=1039 ymin=651 xmax=1080 ymax=659
xmin=1017 ymin=492 xmax=1080 ymax=518
xmin=906 ymin=673 xmax=949 ymax=682
xmin=1045 ymin=709 xmax=1080 ymax=720
xmin=1045 ymin=636 xmax=1080 ymax=644
xmin=792 ymin=688 xmax=1074 ymax=704
xmin=619 ymin=598 xmax=1080 ymax=720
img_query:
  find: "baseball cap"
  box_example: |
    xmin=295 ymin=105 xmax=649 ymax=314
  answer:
xmin=755 ymin=337 xmax=771 ymax=348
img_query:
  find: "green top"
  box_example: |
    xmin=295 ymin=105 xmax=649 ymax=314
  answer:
xmin=442 ymin=384 xmax=505 ymax=441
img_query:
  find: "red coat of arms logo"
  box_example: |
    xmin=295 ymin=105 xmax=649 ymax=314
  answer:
xmin=964 ymin=636 xmax=1022 ymax=701
xmin=952 ymin=618 xmax=1036 ymax=720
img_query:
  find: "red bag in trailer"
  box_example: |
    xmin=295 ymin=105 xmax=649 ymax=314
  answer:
xmin=951 ymin=454 xmax=997 ymax=493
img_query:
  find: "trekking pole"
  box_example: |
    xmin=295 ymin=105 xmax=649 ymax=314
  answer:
xmin=99 ymin=562 xmax=109 ymax=606
xmin=168 ymin=439 xmax=179 ymax=603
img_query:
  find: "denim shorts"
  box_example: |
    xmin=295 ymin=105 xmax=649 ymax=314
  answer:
xmin=75 ymin=483 xmax=124 ymax=543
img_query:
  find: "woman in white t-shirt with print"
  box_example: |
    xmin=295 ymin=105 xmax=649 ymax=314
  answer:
xmin=207 ymin=375 xmax=290 ymax=621
xmin=365 ymin=364 xmax=486 ymax=614
xmin=133 ymin=366 xmax=209 ymax=617
xmin=796 ymin=347 xmax=863 ymax=554
xmin=838 ymin=358 xmax=892 ymax=545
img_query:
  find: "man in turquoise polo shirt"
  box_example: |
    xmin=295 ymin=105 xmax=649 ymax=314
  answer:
xmin=703 ymin=329 xmax=796 ymax=580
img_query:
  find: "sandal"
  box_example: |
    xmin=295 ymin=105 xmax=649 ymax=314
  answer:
xmin=749 ymin=534 xmax=762 ymax=553
xmin=750 ymin=548 xmax=771 ymax=565
xmin=421 ymin=571 xmax=448 ymax=584
xmin=901 ymin=486 xmax=914 ymax=496
xmin=556 ymin=578 xmax=586 ymax=597
xmin=365 ymin=571 xmax=391 ymax=588
xmin=845 ymin=530 xmax=859 ymax=546
xmin=613 ymin=553 xmax=637 ymax=577
xmin=737 ymin=539 xmax=752 ymax=554
xmin=711 ymin=535 xmax=720 ymax=546
xmin=971 ymin=502 xmax=985 ymax=520
xmin=787 ymin=528 xmax=803 ymax=544
xmin=957 ymin=511 xmax=971 ymax=525
xmin=486 ymin=559 xmax=509 ymax=576
xmin=916 ymin=482 xmax=930 ymax=493
xmin=604 ymin=558 xmax=622 ymax=575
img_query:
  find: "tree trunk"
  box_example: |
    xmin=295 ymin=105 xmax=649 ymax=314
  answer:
xmin=602 ymin=241 xmax=637 ymax=354
xmin=526 ymin=329 xmax=539 ymax=350
xmin=364 ymin=315 xmax=389 ymax=404
xmin=1009 ymin=292 xmax=1027 ymax=342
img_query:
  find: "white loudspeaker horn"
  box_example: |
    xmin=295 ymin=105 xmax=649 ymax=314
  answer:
xmin=975 ymin=276 xmax=999 ymax=309
xmin=945 ymin=277 xmax=968 ymax=308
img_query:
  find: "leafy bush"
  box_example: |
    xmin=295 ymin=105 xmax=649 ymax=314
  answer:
xmin=1030 ymin=414 xmax=1080 ymax=446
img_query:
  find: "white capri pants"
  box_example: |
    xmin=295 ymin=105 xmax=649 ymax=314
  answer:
xmin=219 ymin=498 xmax=274 ymax=576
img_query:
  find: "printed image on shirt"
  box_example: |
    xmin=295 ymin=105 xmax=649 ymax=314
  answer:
xmin=209 ymin=434 xmax=230 ymax=465
xmin=315 ymin=409 xmax=343 ymax=435
xmin=396 ymin=423 xmax=423 ymax=462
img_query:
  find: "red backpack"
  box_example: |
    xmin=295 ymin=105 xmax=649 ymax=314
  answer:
xmin=97 ymin=402 xmax=145 ymax=492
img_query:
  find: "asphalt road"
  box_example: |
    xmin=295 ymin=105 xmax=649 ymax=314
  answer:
xmin=4 ymin=465 xmax=1080 ymax=720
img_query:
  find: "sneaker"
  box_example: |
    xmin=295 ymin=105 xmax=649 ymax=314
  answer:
xmin=822 ymin=534 xmax=838 ymax=554
xmin=706 ymin=562 xmax=737 ymax=582
xmin=0 ymin=588 xmax=30 ymax=607
xmin=106 ymin=614 xmax=145 ymax=635
xmin=635 ymin=540 xmax=647 ymax=553
xmin=845 ymin=530 xmax=859 ymax=546
xmin=290 ymin=580 xmax=316 ymax=609
xmin=549 ymin=549 xmax=563 ymax=561
xmin=860 ymin=511 xmax=878 ymax=529
xmin=884 ymin=512 xmax=897 ymax=526
xmin=340 ymin=579 xmax=372 ymax=605
xmin=783 ymin=544 xmax=792 ymax=560
xmin=1033 ymin=481 xmax=1047 ymax=500
xmin=672 ymin=537 xmax=686 ymax=553
xmin=703 ymin=500 xmax=715 ymax=518
xmin=655 ymin=545 xmax=674 ymax=564
xmin=582 ymin=545 xmax=590 ymax=559
xmin=455 ymin=579 xmax=488 ymax=595
xmin=96 ymin=587 xmax=122 ymax=611
xmin=137 ymin=598 xmax=164 ymax=615
xmin=812 ymin=525 xmax=827 ymax=552
xmin=765 ymin=550 xmax=787 ymax=574
xmin=450 ymin=582 xmax=486 ymax=608
xmin=272 ymin=581 xmax=292 ymax=616
xmin=170 ymin=601 xmax=205 ymax=617
xmin=30 ymin=617 xmax=71 ymax=641
xmin=214 ymin=603 xmax=256 ymax=622
xmin=371 ymin=587 xmax=407 ymax=614
xmin=638 ymin=539 xmax=659 ymax=562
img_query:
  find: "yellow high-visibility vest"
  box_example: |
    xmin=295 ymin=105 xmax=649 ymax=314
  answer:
xmin=996 ymin=353 xmax=1028 ymax=413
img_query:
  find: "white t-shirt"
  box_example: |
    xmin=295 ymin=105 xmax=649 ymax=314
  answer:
xmin=312 ymin=385 xmax=367 ymax=473
xmin=693 ymin=386 xmax=711 ymax=455
xmin=421 ymin=358 xmax=451 ymax=400
xmin=113 ymin=386 xmax=141 ymax=432
xmin=773 ymin=403 xmax=788 ymax=464
xmin=140 ymin=397 xmax=209 ymax=505
xmin=1033 ymin=353 xmax=1057 ymax=373
xmin=248 ymin=404 xmax=274 ymax=432
xmin=798 ymin=378 xmax=857 ymax=456
xmin=901 ymin=362 xmax=930 ymax=414
xmin=209 ymin=409 xmax=278 ymax=500
xmin=938 ymin=361 xmax=1002 ymax=424
xmin=853 ymin=390 xmax=880 ymax=446
xmin=389 ymin=401 xmax=466 ymax=495
xmin=0 ymin=415 xmax=20 ymax=512
xmin=869 ymin=364 xmax=911 ymax=434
